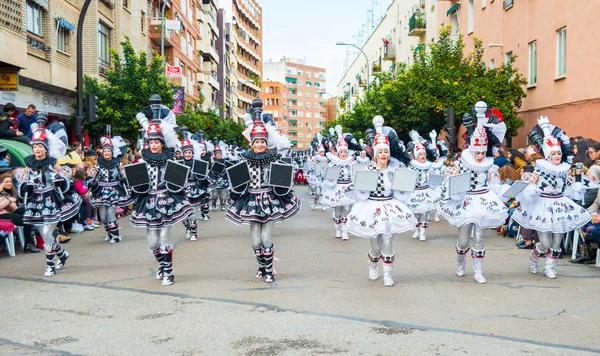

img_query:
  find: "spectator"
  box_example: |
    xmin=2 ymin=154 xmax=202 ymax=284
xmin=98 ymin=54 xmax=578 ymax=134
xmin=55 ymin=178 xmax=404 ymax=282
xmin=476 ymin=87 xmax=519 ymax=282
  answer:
xmin=1 ymin=103 xmax=17 ymax=118
xmin=508 ymin=148 xmax=527 ymax=173
xmin=494 ymin=149 xmax=510 ymax=168
xmin=573 ymin=141 xmax=592 ymax=168
xmin=0 ymin=103 xmax=31 ymax=144
xmin=72 ymin=142 xmax=85 ymax=160
xmin=0 ymin=173 xmax=40 ymax=252
xmin=84 ymin=150 xmax=97 ymax=170
xmin=16 ymin=104 xmax=38 ymax=138
xmin=73 ymin=170 xmax=95 ymax=231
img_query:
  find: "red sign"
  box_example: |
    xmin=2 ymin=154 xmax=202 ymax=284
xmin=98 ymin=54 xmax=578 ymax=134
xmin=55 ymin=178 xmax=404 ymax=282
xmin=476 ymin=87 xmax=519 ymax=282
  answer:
xmin=166 ymin=66 xmax=181 ymax=78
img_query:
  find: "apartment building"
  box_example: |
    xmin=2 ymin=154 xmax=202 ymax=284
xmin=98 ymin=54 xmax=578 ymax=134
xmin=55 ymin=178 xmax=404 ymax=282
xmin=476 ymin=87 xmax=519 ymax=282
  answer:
xmin=148 ymin=0 xmax=203 ymax=109
xmin=230 ymin=0 xmax=262 ymax=123
xmin=264 ymin=59 xmax=327 ymax=149
xmin=438 ymin=0 xmax=600 ymax=147
xmin=336 ymin=0 xmax=432 ymax=114
xmin=260 ymin=81 xmax=288 ymax=136
xmin=216 ymin=8 xmax=233 ymax=119
xmin=0 ymin=0 xmax=147 ymax=122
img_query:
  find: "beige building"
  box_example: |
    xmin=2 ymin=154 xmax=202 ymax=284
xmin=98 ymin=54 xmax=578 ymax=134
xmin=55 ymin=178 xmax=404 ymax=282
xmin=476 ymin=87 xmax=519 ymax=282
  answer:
xmin=0 ymin=0 xmax=148 ymax=123
xmin=264 ymin=59 xmax=326 ymax=149
xmin=438 ymin=0 xmax=600 ymax=147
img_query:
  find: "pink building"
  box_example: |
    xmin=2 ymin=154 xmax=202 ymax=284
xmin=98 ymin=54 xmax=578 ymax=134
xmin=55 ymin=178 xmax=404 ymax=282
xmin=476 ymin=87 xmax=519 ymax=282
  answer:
xmin=438 ymin=0 xmax=600 ymax=147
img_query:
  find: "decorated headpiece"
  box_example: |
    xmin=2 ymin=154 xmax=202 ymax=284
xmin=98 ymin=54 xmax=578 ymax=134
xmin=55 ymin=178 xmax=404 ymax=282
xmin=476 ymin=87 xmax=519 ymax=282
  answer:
xmin=408 ymin=130 xmax=427 ymax=156
xmin=30 ymin=112 xmax=68 ymax=159
xmin=335 ymin=125 xmax=348 ymax=152
xmin=181 ymin=138 xmax=194 ymax=153
xmin=538 ymin=116 xmax=562 ymax=158
xmin=372 ymin=116 xmax=390 ymax=152
xmin=470 ymin=101 xmax=490 ymax=151
xmin=317 ymin=144 xmax=325 ymax=152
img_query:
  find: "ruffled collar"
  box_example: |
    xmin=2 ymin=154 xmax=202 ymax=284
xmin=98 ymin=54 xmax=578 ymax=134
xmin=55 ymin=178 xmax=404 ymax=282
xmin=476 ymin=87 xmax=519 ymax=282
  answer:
xmin=25 ymin=155 xmax=57 ymax=169
xmin=314 ymin=155 xmax=327 ymax=163
xmin=460 ymin=148 xmax=494 ymax=172
xmin=98 ymin=157 xmax=121 ymax=168
xmin=535 ymin=159 xmax=570 ymax=176
xmin=410 ymin=159 xmax=432 ymax=170
xmin=141 ymin=148 xmax=175 ymax=167
xmin=242 ymin=150 xmax=278 ymax=165
xmin=326 ymin=152 xmax=354 ymax=165
xmin=356 ymin=156 xmax=370 ymax=164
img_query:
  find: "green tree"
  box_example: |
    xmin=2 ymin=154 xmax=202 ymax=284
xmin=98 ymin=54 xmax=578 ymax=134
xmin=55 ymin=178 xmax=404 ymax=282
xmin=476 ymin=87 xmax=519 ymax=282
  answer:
xmin=176 ymin=111 xmax=247 ymax=146
xmin=329 ymin=27 xmax=527 ymax=142
xmin=79 ymin=38 xmax=174 ymax=142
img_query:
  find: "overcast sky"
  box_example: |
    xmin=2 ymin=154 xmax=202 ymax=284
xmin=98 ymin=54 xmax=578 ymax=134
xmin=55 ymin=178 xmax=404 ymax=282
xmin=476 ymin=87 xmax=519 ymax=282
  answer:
xmin=223 ymin=0 xmax=392 ymax=95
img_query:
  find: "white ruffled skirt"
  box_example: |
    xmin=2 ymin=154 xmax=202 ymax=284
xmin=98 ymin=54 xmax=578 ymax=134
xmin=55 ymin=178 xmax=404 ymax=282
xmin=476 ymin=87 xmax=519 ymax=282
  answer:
xmin=346 ymin=197 xmax=417 ymax=238
xmin=437 ymin=189 xmax=508 ymax=229
xmin=405 ymin=185 xmax=440 ymax=214
xmin=511 ymin=194 xmax=591 ymax=233
xmin=321 ymin=181 xmax=354 ymax=207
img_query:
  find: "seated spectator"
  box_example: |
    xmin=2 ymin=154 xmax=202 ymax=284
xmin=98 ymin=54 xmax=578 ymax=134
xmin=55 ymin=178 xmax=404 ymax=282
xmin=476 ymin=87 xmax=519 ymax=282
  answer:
xmin=494 ymin=148 xmax=510 ymax=168
xmin=0 ymin=103 xmax=30 ymax=144
xmin=57 ymin=148 xmax=83 ymax=166
xmin=572 ymin=188 xmax=600 ymax=263
xmin=0 ymin=173 xmax=40 ymax=252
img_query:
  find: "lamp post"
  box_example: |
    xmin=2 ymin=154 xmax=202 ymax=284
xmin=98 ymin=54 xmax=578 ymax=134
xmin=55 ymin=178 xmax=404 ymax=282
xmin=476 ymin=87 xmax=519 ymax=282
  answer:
xmin=75 ymin=0 xmax=94 ymax=143
xmin=160 ymin=0 xmax=169 ymax=68
xmin=336 ymin=41 xmax=369 ymax=91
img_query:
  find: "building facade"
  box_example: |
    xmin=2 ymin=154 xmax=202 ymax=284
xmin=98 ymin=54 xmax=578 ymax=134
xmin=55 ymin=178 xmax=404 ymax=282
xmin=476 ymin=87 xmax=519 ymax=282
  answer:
xmin=264 ymin=59 xmax=326 ymax=149
xmin=230 ymin=0 xmax=262 ymax=123
xmin=438 ymin=0 xmax=600 ymax=147
xmin=216 ymin=7 xmax=233 ymax=119
xmin=0 ymin=0 xmax=148 ymax=123
xmin=260 ymin=81 xmax=288 ymax=136
xmin=336 ymin=0 xmax=434 ymax=114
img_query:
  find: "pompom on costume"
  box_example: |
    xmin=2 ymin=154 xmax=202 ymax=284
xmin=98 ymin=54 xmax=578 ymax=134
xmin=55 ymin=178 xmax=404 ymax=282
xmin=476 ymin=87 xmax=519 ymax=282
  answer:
xmin=346 ymin=115 xmax=417 ymax=286
xmin=20 ymin=113 xmax=80 ymax=277
xmin=226 ymin=98 xmax=301 ymax=283
xmin=437 ymin=101 xmax=509 ymax=284
xmin=512 ymin=116 xmax=590 ymax=279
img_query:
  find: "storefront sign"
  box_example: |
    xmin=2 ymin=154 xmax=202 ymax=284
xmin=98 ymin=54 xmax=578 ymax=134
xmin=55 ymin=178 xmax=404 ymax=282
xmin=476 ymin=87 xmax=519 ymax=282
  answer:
xmin=0 ymin=69 xmax=19 ymax=91
xmin=166 ymin=65 xmax=181 ymax=78
xmin=0 ymin=86 xmax=74 ymax=116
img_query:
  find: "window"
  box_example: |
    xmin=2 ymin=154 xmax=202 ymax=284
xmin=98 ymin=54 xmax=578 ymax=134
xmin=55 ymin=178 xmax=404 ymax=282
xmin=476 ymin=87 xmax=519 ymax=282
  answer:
xmin=57 ymin=26 xmax=70 ymax=52
xmin=490 ymin=58 xmax=494 ymax=69
xmin=306 ymin=71 xmax=311 ymax=78
xmin=298 ymin=133 xmax=304 ymax=138
xmin=468 ymin=0 xmax=474 ymax=33
xmin=26 ymin=1 xmax=42 ymax=36
xmin=306 ymin=112 xmax=312 ymax=118
xmin=504 ymin=0 xmax=513 ymax=10
xmin=504 ymin=51 xmax=513 ymax=65
xmin=306 ymin=102 xmax=311 ymax=108
xmin=141 ymin=11 xmax=146 ymax=33
xmin=482 ymin=0 xmax=486 ymax=8
xmin=306 ymin=133 xmax=311 ymax=138
xmin=306 ymin=92 xmax=310 ymax=98
xmin=298 ymin=80 xmax=303 ymax=86
xmin=556 ymin=27 xmax=567 ymax=78
xmin=123 ymin=0 xmax=129 ymax=9
xmin=298 ymin=70 xmax=303 ymax=75
xmin=98 ymin=22 xmax=111 ymax=67
xmin=298 ymin=121 xmax=303 ymax=127
xmin=528 ymin=41 xmax=537 ymax=85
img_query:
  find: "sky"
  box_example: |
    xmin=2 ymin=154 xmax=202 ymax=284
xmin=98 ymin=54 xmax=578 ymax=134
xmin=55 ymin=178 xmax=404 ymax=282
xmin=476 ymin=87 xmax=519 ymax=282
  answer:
xmin=225 ymin=0 xmax=393 ymax=95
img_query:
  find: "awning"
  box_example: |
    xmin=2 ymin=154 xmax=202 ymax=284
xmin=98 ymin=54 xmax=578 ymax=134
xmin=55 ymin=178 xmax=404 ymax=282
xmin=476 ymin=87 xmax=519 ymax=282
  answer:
xmin=446 ymin=3 xmax=460 ymax=16
xmin=32 ymin=0 xmax=48 ymax=9
xmin=56 ymin=17 xmax=76 ymax=31
xmin=290 ymin=141 xmax=297 ymax=145
xmin=414 ymin=44 xmax=423 ymax=52
xmin=285 ymin=77 xmax=297 ymax=83
xmin=289 ymin=119 xmax=297 ymax=123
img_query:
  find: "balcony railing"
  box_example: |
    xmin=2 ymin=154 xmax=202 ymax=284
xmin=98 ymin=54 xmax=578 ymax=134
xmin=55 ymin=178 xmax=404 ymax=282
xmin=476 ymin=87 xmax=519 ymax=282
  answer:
xmin=408 ymin=11 xmax=426 ymax=36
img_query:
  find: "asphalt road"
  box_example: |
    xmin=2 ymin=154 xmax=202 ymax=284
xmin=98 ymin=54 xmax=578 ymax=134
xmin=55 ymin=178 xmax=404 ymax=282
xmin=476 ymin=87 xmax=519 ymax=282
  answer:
xmin=1 ymin=185 xmax=599 ymax=355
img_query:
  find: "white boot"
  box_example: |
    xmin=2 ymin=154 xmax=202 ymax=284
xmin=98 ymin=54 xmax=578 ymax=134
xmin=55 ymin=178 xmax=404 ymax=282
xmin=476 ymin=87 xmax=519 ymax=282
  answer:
xmin=382 ymin=263 xmax=394 ymax=286
xmin=529 ymin=250 xmax=539 ymax=274
xmin=412 ymin=227 xmax=420 ymax=239
xmin=334 ymin=223 xmax=342 ymax=238
xmin=456 ymin=253 xmax=467 ymax=277
xmin=472 ymin=257 xmax=486 ymax=284
xmin=341 ymin=224 xmax=349 ymax=240
xmin=419 ymin=227 xmax=427 ymax=241
xmin=434 ymin=212 xmax=440 ymax=222
xmin=544 ymin=258 xmax=557 ymax=279
xmin=368 ymin=254 xmax=380 ymax=280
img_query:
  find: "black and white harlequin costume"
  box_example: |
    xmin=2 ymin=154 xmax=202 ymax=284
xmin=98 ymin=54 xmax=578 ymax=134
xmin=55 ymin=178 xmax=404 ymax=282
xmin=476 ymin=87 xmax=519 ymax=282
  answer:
xmin=346 ymin=116 xmax=417 ymax=286
xmin=437 ymin=101 xmax=509 ymax=284
xmin=130 ymin=110 xmax=195 ymax=286
xmin=307 ymin=144 xmax=327 ymax=210
xmin=406 ymin=130 xmax=440 ymax=242
xmin=89 ymin=133 xmax=132 ymax=244
xmin=429 ymin=131 xmax=449 ymax=222
xmin=321 ymin=125 xmax=356 ymax=240
xmin=512 ymin=116 xmax=590 ymax=279
xmin=180 ymin=138 xmax=211 ymax=241
xmin=226 ymin=99 xmax=301 ymax=283
xmin=209 ymin=142 xmax=230 ymax=211
xmin=19 ymin=114 xmax=79 ymax=277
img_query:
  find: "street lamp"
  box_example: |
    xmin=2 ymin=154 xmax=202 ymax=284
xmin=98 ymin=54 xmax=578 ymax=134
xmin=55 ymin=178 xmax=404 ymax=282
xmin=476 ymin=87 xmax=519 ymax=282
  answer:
xmin=336 ymin=41 xmax=369 ymax=91
xmin=161 ymin=0 xmax=170 ymax=68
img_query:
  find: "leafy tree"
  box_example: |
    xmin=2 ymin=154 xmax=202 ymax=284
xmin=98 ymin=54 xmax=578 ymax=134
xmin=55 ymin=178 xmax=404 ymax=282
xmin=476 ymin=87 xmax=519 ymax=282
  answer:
xmin=176 ymin=111 xmax=247 ymax=147
xmin=330 ymin=27 xmax=527 ymax=143
xmin=79 ymin=38 xmax=174 ymax=142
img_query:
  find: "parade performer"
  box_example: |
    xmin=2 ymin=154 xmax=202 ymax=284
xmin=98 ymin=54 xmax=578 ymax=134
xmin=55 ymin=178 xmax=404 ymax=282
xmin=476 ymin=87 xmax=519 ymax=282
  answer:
xmin=20 ymin=113 xmax=80 ymax=276
xmin=512 ymin=116 xmax=590 ymax=279
xmin=131 ymin=107 xmax=195 ymax=286
xmin=429 ymin=131 xmax=449 ymax=222
xmin=437 ymin=101 xmax=508 ymax=284
xmin=209 ymin=142 xmax=230 ymax=211
xmin=346 ymin=116 xmax=417 ymax=286
xmin=89 ymin=128 xmax=132 ymax=244
xmin=406 ymin=130 xmax=440 ymax=241
xmin=179 ymin=137 xmax=210 ymax=241
xmin=226 ymin=99 xmax=301 ymax=283
xmin=321 ymin=125 xmax=356 ymax=240
xmin=307 ymin=143 xmax=327 ymax=210
xmin=196 ymin=131 xmax=213 ymax=221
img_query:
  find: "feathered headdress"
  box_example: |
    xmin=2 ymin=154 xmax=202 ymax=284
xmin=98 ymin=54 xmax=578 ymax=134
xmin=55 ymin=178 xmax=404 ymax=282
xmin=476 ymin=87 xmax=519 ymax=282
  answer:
xmin=335 ymin=125 xmax=348 ymax=151
xmin=136 ymin=108 xmax=179 ymax=149
xmin=242 ymin=99 xmax=291 ymax=150
xmin=366 ymin=116 xmax=410 ymax=165
xmin=372 ymin=116 xmax=390 ymax=153
xmin=30 ymin=112 xmax=67 ymax=159
xmin=528 ymin=116 xmax=572 ymax=162
xmin=462 ymin=101 xmax=502 ymax=157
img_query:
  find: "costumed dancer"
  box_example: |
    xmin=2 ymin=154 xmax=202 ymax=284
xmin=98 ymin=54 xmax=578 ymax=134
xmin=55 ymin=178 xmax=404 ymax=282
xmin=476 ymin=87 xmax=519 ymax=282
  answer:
xmin=321 ymin=125 xmax=356 ymax=240
xmin=131 ymin=104 xmax=195 ymax=286
xmin=512 ymin=116 xmax=590 ymax=278
xmin=429 ymin=131 xmax=449 ymax=222
xmin=437 ymin=101 xmax=509 ymax=284
xmin=197 ymin=131 xmax=213 ymax=221
xmin=346 ymin=116 xmax=417 ymax=286
xmin=406 ymin=130 xmax=440 ymax=241
xmin=209 ymin=141 xmax=230 ymax=211
xmin=180 ymin=136 xmax=210 ymax=241
xmin=226 ymin=99 xmax=301 ymax=283
xmin=307 ymin=142 xmax=328 ymax=210
xmin=20 ymin=113 xmax=80 ymax=276
xmin=89 ymin=127 xmax=132 ymax=244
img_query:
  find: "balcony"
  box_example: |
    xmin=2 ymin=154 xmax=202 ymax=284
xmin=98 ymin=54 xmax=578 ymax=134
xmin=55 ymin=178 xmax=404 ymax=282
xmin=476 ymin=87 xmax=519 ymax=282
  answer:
xmin=372 ymin=63 xmax=381 ymax=73
xmin=208 ymin=71 xmax=220 ymax=90
xmin=201 ymin=42 xmax=219 ymax=62
xmin=203 ymin=4 xmax=218 ymax=33
xmin=408 ymin=11 xmax=426 ymax=37
xmin=197 ymin=72 xmax=205 ymax=83
xmin=357 ymin=79 xmax=367 ymax=87
xmin=383 ymin=43 xmax=396 ymax=61
xmin=149 ymin=23 xmax=175 ymax=47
